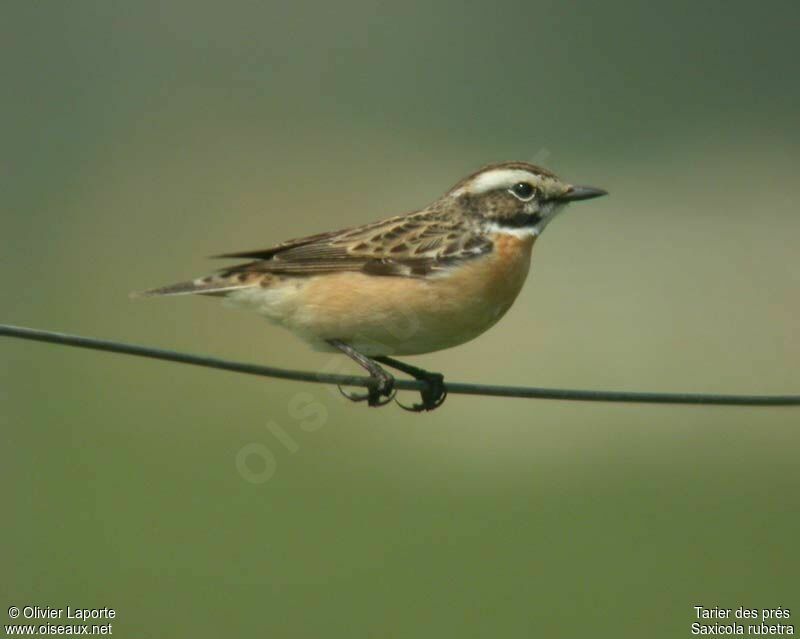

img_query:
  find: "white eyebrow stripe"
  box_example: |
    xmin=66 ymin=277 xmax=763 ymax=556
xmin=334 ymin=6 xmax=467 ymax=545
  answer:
xmin=459 ymin=169 xmax=540 ymax=195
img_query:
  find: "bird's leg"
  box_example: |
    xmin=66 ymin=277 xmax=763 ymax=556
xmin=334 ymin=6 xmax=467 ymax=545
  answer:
xmin=373 ymin=356 xmax=447 ymax=412
xmin=327 ymin=339 xmax=396 ymax=407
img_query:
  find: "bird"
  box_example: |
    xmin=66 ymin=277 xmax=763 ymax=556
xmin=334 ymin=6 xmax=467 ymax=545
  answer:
xmin=135 ymin=161 xmax=607 ymax=411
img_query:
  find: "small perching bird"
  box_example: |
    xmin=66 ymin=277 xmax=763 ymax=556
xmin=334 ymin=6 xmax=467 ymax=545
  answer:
xmin=135 ymin=161 xmax=607 ymax=411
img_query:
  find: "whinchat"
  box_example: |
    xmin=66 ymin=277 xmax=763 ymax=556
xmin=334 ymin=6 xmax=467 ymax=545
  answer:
xmin=137 ymin=161 xmax=607 ymax=411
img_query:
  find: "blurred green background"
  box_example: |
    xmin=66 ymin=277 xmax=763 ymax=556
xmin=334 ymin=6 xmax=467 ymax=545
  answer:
xmin=2 ymin=0 xmax=798 ymax=636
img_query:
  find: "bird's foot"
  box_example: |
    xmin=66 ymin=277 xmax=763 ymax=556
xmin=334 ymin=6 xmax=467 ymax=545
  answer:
xmin=337 ymin=373 xmax=396 ymax=407
xmin=396 ymin=371 xmax=447 ymax=412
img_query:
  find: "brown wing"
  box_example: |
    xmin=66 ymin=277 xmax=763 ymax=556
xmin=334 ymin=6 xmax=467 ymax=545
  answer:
xmin=218 ymin=213 xmax=492 ymax=278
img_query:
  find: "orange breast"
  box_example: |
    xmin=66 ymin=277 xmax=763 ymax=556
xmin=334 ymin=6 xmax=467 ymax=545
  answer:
xmin=483 ymin=233 xmax=536 ymax=299
xmin=447 ymin=232 xmax=535 ymax=322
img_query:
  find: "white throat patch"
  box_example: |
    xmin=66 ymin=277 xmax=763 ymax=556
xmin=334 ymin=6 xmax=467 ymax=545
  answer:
xmin=485 ymin=222 xmax=540 ymax=239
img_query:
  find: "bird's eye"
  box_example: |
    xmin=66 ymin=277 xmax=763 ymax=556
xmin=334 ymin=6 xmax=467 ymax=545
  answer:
xmin=510 ymin=182 xmax=537 ymax=201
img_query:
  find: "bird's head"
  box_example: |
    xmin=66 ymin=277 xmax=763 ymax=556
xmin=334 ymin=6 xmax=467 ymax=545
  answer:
xmin=448 ymin=161 xmax=607 ymax=236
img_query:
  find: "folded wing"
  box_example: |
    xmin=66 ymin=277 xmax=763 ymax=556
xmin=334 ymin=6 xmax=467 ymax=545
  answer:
xmin=135 ymin=213 xmax=492 ymax=297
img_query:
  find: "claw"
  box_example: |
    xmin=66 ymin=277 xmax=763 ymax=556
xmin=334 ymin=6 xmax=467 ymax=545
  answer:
xmin=395 ymin=398 xmax=423 ymax=412
xmin=337 ymin=380 xmax=396 ymax=407
xmin=369 ymin=386 xmax=397 ymax=407
xmin=338 ymin=385 xmax=371 ymax=403
xmin=396 ymin=375 xmax=447 ymax=412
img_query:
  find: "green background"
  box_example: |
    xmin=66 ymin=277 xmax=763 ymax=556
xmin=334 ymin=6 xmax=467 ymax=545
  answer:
xmin=2 ymin=1 xmax=798 ymax=636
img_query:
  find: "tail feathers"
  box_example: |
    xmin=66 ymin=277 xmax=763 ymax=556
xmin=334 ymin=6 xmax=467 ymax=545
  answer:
xmin=131 ymin=274 xmax=257 ymax=298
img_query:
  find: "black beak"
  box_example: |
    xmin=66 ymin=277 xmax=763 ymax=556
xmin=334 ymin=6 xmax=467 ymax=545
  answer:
xmin=559 ymin=185 xmax=608 ymax=202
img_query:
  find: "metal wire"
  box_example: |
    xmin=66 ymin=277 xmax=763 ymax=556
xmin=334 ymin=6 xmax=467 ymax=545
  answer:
xmin=2 ymin=324 xmax=798 ymax=406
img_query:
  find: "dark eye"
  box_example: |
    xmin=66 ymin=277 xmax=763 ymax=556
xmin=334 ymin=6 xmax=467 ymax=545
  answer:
xmin=510 ymin=182 xmax=537 ymax=200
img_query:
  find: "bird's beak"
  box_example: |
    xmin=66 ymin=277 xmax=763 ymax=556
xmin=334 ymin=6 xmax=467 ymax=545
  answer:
xmin=559 ymin=185 xmax=608 ymax=202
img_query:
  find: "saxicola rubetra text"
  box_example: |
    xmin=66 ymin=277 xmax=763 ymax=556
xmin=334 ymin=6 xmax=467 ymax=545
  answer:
xmin=137 ymin=161 xmax=607 ymax=411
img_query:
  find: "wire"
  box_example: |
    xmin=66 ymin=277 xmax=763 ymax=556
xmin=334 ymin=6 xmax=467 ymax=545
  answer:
xmin=1 ymin=323 xmax=798 ymax=406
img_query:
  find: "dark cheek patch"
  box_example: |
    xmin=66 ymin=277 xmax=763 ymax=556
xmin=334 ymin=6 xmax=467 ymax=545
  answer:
xmin=492 ymin=212 xmax=542 ymax=228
